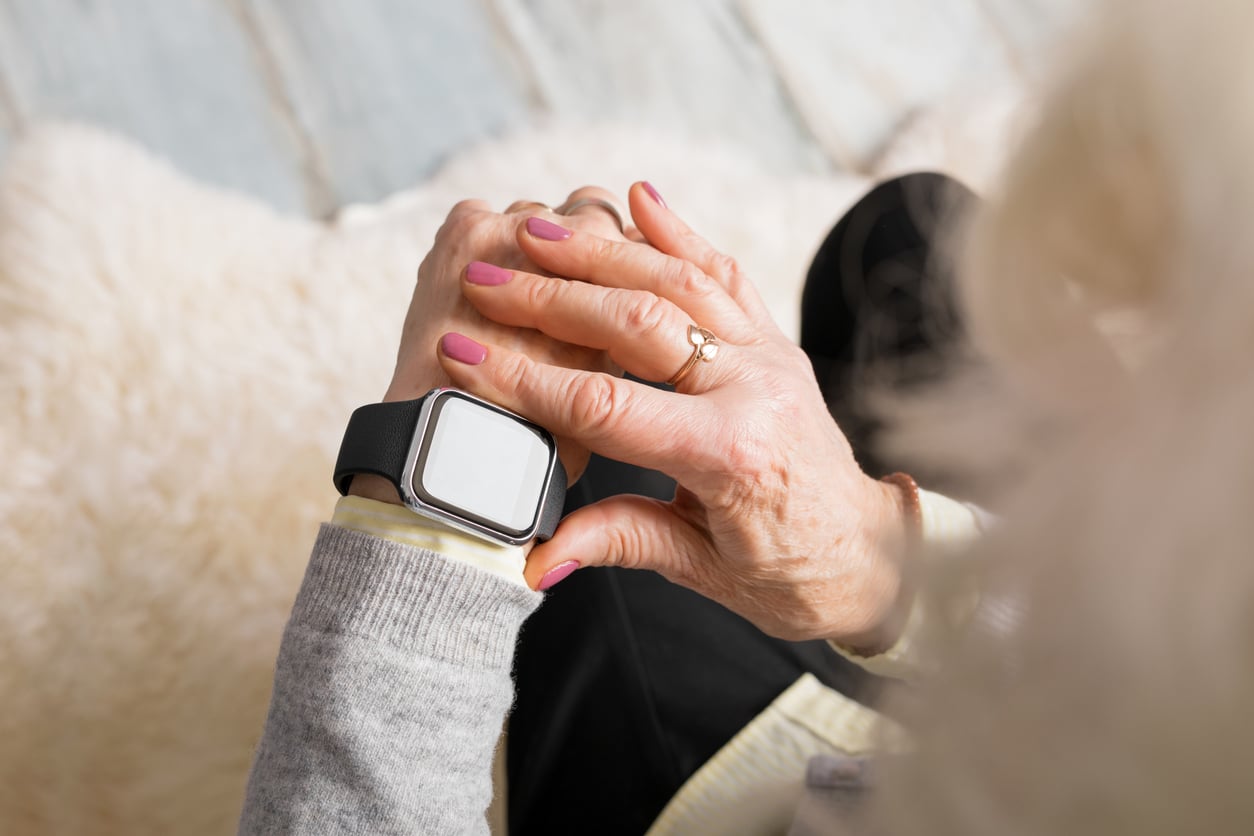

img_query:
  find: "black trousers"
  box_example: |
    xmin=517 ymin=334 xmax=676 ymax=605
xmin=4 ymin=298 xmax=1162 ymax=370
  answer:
xmin=507 ymin=173 xmax=975 ymax=836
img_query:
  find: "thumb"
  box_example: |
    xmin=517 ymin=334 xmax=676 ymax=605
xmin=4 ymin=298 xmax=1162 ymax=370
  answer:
xmin=524 ymin=493 xmax=709 ymax=591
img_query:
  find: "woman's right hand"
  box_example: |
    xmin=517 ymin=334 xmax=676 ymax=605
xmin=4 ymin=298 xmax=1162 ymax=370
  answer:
xmin=437 ymin=182 xmax=912 ymax=647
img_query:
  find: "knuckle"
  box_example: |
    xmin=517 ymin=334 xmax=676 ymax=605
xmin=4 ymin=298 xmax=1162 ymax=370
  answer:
xmin=704 ymin=473 xmax=750 ymax=515
xmin=493 ymin=350 xmax=534 ymax=396
xmin=672 ymin=260 xmax=713 ymax=298
xmin=523 ymin=274 xmax=560 ymax=312
xmin=604 ymin=523 xmax=643 ymax=570
xmin=505 ymin=199 xmax=544 ymax=214
xmin=436 ymin=204 xmax=486 ymax=243
xmin=449 ymin=198 xmax=485 ymax=217
xmin=567 ymin=374 xmax=621 ymax=437
xmin=708 ymin=252 xmax=742 ymax=282
xmin=726 ymin=419 xmax=775 ymax=475
xmin=704 ymin=426 xmax=779 ymax=512
xmin=725 ymin=446 xmax=769 ymax=482
xmin=621 ymin=291 xmax=671 ymax=336
xmin=588 ymin=233 xmax=618 ymax=263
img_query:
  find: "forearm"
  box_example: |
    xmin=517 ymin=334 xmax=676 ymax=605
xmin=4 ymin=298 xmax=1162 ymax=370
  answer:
xmin=239 ymin=524 xmax=541 ymax=834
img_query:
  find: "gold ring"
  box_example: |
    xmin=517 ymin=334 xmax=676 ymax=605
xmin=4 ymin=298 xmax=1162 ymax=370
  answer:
xmin=667 ymin=325 xmax=720 ymax=387
xmin=557 ymin=197 xmax=626 ymax=234
xmin=510 ymin=201 xmax=551 ymax=213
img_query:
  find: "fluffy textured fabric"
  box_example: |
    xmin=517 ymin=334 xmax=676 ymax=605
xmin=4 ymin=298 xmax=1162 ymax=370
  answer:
xmin=877 ymin=2 xmax=1254 ymax=832
xmin=0 ymin=113 xmax=1013 ymax=834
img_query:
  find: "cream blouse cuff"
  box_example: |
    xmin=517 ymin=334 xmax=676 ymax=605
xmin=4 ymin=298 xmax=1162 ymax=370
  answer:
xmin=329 ymin=496 xmax=529 ymax=588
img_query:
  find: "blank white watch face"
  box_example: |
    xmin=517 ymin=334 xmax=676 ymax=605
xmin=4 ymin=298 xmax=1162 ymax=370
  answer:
xmin=418 ymin=395 xmax=551 ymax=533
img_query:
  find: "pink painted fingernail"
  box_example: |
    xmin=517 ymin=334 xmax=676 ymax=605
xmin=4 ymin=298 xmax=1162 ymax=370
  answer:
xmin=526 ymin=216 xmax=572 ymax=241
xmin=538 ymin=560 xmax=580 ymax=591
xmin=466 ymin=261 xmax=513 ymax=286
xmin=642 ymin=181 xmax=667 ymax=208
xmin=439 ymin=332 xmax=487 ymax=365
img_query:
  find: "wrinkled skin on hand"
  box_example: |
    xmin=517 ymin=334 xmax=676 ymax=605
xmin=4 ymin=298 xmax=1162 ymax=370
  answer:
xmin=435 ymin=182 xmax=910 ymax=648
xmin=374 ymin=188 xmax=631 ymax=486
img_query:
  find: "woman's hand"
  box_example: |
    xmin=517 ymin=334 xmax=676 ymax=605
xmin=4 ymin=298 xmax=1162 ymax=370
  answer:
xmin=437 ymin=182 xmax=910 ymax=647
xmin=351 ymin=187 xmax=631 ymax=505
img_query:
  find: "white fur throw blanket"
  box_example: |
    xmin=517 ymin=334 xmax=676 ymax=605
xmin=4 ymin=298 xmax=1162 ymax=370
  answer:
xmin=0 ymin=110 xmax=1014 ymax=834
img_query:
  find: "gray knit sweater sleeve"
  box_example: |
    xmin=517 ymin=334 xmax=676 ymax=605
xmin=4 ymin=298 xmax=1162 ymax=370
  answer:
xmin=238 ymin=524 xmax=543 ymax=834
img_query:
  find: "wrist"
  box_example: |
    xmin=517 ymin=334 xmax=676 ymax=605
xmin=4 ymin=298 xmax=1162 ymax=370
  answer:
xmin=335 ymin=390 xmax=567 ymax=545
xmin=838 ymin=473 xmax=920 ymax=656
xmin=346 ymin=473 xmax=404 ymax=506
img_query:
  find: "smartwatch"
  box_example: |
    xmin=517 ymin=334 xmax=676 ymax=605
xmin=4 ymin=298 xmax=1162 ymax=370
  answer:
xmin=333 ymin=388 xmax=566 ymax=545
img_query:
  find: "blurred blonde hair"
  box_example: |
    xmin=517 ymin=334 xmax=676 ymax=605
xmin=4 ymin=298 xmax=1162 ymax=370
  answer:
xmin=878 ymin=0 xmax=1254 ymax=832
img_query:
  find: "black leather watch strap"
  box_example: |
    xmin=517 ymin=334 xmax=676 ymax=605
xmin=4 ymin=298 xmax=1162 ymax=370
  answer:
xmin=333 ymin=399 xmax=424 ymax=496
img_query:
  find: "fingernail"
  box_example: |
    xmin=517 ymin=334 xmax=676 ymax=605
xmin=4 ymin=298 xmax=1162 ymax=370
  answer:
xmin=466 ymin=261 xmax=513 ymax=286
xmin=439 ymin=332 xmax=487 ymax=365
xmin=526 ymin=216 xmax=572 ymax=241
xmin=642 ymin=181 xmax=667 ymax=208
xmin=537 ymin=560 xmax=580 ymax=591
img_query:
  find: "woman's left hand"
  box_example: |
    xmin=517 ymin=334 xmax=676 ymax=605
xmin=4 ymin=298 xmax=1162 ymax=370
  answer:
xmin=350 ymin=187 xmax=633 ymax=509
xmin=436 ymin=182 xmax=910 ymax=647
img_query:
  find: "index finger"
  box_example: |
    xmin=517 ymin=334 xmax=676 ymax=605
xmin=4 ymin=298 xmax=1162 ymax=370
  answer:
xmin=436 ymin=333 xmax=723 ymax=479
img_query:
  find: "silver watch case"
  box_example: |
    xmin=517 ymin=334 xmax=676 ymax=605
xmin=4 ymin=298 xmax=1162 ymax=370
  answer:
xmin=397 ymin=388 xmax=558 ymax=546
